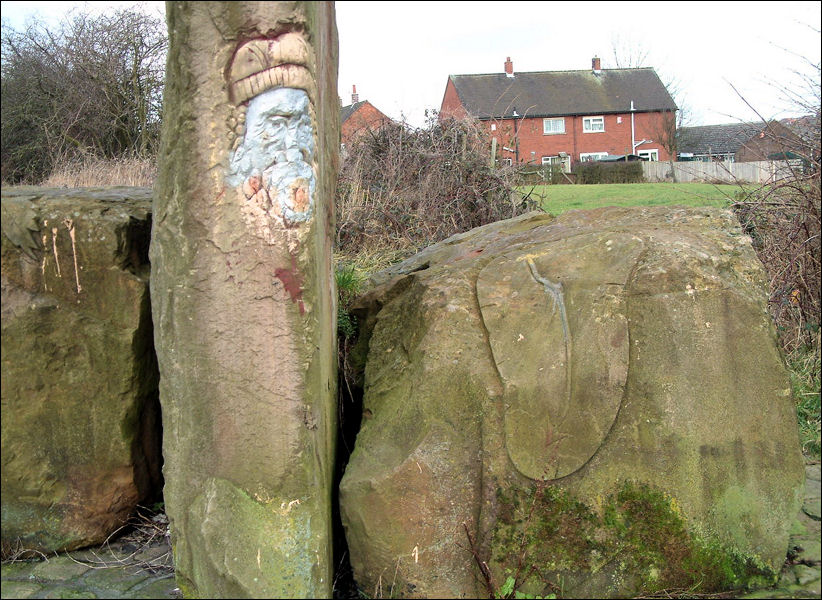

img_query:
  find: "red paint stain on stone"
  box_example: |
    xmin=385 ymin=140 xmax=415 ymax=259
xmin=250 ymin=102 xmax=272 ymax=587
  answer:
xmin=275 ymin=256 xmax=305 ymax=315
xmin=453 ymin=247 xmax=485 ymax=262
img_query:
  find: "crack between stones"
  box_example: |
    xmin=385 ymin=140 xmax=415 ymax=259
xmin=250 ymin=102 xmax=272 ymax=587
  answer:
xmin=471 ymin=268 xmax=507 ymax=564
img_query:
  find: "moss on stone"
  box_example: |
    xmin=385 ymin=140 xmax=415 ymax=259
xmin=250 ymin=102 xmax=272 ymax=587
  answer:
xmin=491 ymin=480 xmax=777 ymax=598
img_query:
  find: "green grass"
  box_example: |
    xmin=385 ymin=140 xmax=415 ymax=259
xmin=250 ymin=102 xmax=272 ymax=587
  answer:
xmin=518 ymin=183 xmax=747 ymax=215
xmin=788 ymin=346 xmax=822 ymax=460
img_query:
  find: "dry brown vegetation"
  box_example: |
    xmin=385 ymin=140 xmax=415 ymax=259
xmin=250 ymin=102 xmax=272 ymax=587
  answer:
xmin=335 ymin=116 xmax=536 ymax=257
xmin=41 ymin=155 xmax=157 ymax=188
xmin=1 ymin=8 xmax=166 ymax=184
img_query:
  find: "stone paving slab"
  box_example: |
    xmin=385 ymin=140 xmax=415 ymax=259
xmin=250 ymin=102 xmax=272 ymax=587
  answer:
xmin=1 ymin=536 xmax=178 ymax=600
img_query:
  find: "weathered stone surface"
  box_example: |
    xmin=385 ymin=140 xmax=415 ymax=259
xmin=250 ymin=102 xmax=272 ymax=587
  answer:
xmin=340 ymin=206 xmax=805 ymax=598
xmin=1 ymin=187 xmax=161 ymax=554
xmin=151 ymin=3 xmax=338 ymax=597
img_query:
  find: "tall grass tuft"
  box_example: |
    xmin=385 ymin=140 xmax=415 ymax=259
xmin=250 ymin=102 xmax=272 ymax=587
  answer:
xmin=789 ymin=341 xmax=822 ymax=459
xmin=41 ymin=155 xmax=157 ymax=188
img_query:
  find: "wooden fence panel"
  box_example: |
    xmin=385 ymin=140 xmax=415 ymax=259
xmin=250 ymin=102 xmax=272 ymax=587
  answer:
xmin=642 ymin=160 xmax=794 ymax=184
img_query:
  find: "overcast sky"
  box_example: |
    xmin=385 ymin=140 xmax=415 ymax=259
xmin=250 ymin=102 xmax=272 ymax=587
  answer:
xmin=2 ymin=1 xmax=819 ymax=128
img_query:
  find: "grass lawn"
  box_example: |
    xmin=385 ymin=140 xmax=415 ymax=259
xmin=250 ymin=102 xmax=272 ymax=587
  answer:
xmin=518 ymin=183 xmax=748 ymax=215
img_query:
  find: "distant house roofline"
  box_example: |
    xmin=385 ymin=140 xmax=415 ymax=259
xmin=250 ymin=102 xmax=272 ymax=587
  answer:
xmin=444 ymin=65 xmax=677 ymax=120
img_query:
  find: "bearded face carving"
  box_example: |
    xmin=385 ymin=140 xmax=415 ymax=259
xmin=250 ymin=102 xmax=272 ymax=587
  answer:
xmin=227 ymin=33 xmax=318 ymax=241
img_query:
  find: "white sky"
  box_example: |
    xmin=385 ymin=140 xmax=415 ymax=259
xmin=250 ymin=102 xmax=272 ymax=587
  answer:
xmin=2 ymin=1 xmax=820 ymax=128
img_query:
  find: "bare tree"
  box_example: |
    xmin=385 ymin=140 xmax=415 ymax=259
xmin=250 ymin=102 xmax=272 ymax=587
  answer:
xmin=336 ymin=115 xmax=534 ymax=255
xmin=728 ymin=53 xmax=820 ymax=356
xmin=609 ymin=36 xmax=691 ymax=178
xmin=1 ymin=7 xmax=167 ymax=183
xmin=609 ymin=33 xmax=650 ymax=69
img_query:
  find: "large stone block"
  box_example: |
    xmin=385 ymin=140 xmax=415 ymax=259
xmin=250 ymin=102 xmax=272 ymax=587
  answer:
xmin=1 ymin=187 xmax=161 ymax=554
xmin=340 ymin=206 xmax=805 ymax=598
xmin=151 ymin=3 xmax=338 ymax=597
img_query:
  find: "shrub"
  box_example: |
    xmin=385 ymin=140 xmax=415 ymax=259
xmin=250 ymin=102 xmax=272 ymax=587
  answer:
xmin=1 ymin=8 xmax=166 ymax=184
xmin=571 ymin=160 xmax=645 ymax=184
xmin=335 ymin=115 xmax=537 ymax=255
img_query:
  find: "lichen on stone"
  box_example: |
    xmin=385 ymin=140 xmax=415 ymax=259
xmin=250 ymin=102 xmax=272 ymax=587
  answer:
xmin=491 ymin=480 xmax=777 ymax=598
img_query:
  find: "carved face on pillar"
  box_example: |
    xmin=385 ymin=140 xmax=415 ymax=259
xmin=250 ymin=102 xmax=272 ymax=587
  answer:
xmin=227 ymin=33 xmax=318 ymax=241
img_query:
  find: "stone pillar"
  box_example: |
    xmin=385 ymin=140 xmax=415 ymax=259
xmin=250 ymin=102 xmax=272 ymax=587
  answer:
xmin=150 ymin=3 xmax=338 ymax=597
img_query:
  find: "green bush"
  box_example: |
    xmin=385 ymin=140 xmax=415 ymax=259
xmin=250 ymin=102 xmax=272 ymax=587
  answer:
xmin=572 ymin=160 xmax=644 ymax=184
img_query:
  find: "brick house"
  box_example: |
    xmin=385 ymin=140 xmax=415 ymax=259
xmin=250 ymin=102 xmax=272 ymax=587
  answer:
xmin=440 ymin=57 xmax=677 ymax=171
xmin=340 ymin=85 xmax=392 ymax=145
xmin=677 ymin=120 xmax=808 ymax=162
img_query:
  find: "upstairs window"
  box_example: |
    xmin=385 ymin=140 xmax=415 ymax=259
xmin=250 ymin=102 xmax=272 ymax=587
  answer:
xmin=543 ymin=117 xmax=565 ymax=135
xmin=583 ymin=116 xmax=605 ymax=133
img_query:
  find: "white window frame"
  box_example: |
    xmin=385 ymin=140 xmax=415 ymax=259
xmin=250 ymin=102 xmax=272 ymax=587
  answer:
xmin=542 ymin=117 xmax=566 ymax=135
xmin=579 ymin=152 xmax=608 ymax=162
xmin=498 ymin=157 xmax=513 ymax=166
xmin=583 ymin=116 xmax=605 ymax=133
xmin=638 ymin=149 xmax=659 ymax=162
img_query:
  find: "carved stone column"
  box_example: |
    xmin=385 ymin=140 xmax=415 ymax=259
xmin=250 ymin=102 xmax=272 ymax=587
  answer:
xmin=150 ymin=3 xmax=338 ymax=596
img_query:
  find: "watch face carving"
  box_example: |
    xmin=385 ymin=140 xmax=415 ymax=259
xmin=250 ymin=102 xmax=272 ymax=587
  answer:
xmin=227 ymin=33 xmax=317 ymax=241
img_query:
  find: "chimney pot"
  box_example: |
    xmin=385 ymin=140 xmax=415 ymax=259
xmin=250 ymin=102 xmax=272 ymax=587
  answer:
xmin=592 ymin=56 xmax=601 ymax=73
xmin=351 ymin=84 xmax=359 ymax=104
xmin=504 ymin=56 xmax=514 ymax=78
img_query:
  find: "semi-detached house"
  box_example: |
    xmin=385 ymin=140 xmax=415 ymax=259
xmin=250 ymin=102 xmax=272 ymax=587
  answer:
xmin=440 ymin=57 xmax=678 ymax=171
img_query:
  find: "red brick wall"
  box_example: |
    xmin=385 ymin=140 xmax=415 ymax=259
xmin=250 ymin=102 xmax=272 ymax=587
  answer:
xmin=439 ymin=78 xmax=469 ymax=120
xmin=485 ymin=112 xmax=673 ymax=164
xmin=735 ymin=122 xmax=802 ymax=162
xmin=342 ymin=101 xmax=391 ymax=144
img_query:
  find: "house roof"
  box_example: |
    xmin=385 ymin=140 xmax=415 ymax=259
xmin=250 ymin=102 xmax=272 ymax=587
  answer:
xmin=340 ymin=100 xmax=368 ymax=124
xmin=677 ymin=122 xmax=781 ymax=155
xmin=448 ymin=67 xmax=677 ymax=119
xmin=781 ymin=114 xmax=819 ymax=147
xmin=677 ymin=123 xmax=757 ymax=155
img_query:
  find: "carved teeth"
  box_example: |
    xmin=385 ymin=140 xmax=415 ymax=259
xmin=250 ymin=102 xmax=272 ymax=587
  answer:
xmin=230 ymin=33 xmax=315 ymax=105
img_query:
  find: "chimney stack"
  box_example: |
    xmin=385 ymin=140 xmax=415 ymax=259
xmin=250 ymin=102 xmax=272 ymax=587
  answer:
xmin=592 ymin=56 xmax=601 ymax=74
xmin=351 ymin=84 xmax=359 ymax=104
xmin=504 ymin=57 xmax=514 ymax=78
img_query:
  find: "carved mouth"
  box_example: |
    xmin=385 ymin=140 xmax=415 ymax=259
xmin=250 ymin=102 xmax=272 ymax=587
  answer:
xmin=229 ymin=33 xmax=315 ymax=104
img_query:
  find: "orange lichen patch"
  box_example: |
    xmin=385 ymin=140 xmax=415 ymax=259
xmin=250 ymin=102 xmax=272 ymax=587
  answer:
xmin=229 ymin=33 xmax=316 ymax=105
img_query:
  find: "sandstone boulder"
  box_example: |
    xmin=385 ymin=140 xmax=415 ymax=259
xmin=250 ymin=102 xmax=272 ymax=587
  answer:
xmin=340 ymin=206 xmax=805 ymax=598
xmin=1 ymin=187 xmax=161 ymax=554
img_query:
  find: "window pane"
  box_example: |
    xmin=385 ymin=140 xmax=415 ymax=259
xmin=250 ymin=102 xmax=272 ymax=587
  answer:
xmin=584 ymin=117 xmax=604 ymax=132
xmin=544 ymin=118 xmax=565 ymax=134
